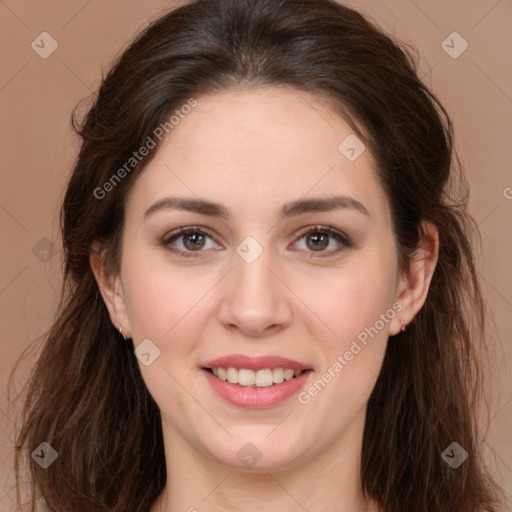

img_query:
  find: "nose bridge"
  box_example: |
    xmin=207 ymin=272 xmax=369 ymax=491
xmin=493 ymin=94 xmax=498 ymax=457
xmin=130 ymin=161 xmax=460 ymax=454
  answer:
xmin=235 ymin=245 xmax=274 ymax=296
xmin=217 ymin=237 xmax=292 ymax=335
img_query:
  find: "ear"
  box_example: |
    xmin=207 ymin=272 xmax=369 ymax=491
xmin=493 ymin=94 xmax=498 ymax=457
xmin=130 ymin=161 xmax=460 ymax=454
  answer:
xmin=89 ymin=242 xmax=132 ymax=338
xmin=389 ymin=221 xmax=439 ymax=336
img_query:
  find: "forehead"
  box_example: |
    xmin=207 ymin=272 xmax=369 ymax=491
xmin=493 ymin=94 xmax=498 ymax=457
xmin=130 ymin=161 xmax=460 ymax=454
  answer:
xmin=125 ymin=87 xmax=390 ymax=224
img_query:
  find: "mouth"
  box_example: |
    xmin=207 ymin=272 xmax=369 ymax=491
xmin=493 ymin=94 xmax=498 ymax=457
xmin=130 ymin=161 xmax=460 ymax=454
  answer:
xmin=202 ymin=367 xmax=312 ymax=388
xmin=200 ymin=355 xmax=313 ymax=408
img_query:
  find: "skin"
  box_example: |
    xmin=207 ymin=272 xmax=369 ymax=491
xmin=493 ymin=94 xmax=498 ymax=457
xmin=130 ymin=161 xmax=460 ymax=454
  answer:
xmin=91 ymin=87 xmax=438 ymax=512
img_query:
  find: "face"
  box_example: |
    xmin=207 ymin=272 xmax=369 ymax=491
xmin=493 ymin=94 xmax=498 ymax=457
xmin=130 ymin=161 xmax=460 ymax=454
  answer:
xmin=101 ymin=87 xmax=410 ymax=471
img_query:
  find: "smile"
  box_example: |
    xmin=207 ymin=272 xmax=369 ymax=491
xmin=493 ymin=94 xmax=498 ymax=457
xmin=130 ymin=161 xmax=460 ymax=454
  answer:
xmin=206 ymin=367 xmax=305 ymax=387
xmin=201 ymin=354 xmax=313 ymax=408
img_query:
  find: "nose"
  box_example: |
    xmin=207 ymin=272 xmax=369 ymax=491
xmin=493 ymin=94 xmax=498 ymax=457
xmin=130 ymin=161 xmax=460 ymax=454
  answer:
xmin=217 ymin=246 xmax=293 ymax=337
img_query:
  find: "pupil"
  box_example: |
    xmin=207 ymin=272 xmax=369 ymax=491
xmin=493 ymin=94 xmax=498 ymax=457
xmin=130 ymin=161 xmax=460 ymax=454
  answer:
xmin=308 ymin=232 xmax=328 ymax=251
xmin=184 ymin=233 xmax=205 ymax=250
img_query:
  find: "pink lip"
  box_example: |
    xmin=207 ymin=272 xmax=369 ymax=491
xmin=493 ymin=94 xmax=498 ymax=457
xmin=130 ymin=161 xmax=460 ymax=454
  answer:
xmin=202 ymin=368 xmax=312 ymax=409
xmin=203 ymin=354 xmax=311 ymax=371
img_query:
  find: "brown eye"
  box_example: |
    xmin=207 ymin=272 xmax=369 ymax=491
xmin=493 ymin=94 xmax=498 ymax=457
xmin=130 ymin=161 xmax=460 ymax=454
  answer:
xmin=162 ymin=227 xmax=219 ymax=257
xmin=182 ymin=232 xmax=206 ymax=251
xmin=293 ymin=226 xmax=351 ymax=257
xmin=305 ymin=232 xmax=330 ymax=251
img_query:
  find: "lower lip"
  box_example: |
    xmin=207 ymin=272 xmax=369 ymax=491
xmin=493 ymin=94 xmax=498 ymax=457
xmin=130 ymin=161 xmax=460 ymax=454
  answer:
xmin=202 ymin=369 xmax=311 ymax=409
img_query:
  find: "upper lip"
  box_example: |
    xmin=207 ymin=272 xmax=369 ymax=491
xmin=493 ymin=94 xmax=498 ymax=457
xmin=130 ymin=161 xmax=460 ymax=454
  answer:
xmin=203 ymin=354 xmax=311 ymax=371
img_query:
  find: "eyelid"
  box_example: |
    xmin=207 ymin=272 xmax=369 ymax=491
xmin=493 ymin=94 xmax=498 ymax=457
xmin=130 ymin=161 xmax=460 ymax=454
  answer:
xmin=162 ymin=225 xmax=217 ymax=243
xmin=293 ymin=224 xmax=348 ymax=241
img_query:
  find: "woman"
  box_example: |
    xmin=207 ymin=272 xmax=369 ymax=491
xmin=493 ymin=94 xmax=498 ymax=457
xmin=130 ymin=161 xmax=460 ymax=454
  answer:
xmin=13 ymin=0 xmax=503 ymax=510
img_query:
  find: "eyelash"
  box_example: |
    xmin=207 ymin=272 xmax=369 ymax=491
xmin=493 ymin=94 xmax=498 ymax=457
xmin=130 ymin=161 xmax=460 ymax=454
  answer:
xmin=161 ymin=225 xmax=352 ymax=259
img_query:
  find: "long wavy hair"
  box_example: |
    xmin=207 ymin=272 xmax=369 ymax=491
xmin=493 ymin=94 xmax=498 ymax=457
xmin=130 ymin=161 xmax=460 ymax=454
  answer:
xmin=12 ymin=0 xmax=502 ymax=510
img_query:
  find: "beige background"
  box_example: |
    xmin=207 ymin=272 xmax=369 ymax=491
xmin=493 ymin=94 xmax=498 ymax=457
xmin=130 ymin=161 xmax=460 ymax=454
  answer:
xmin=1 ymin=0 xmax=511 ymax=509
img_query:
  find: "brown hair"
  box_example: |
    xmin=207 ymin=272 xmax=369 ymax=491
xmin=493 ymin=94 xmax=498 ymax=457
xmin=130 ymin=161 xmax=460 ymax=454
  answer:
xmin=12 ymin=0 xmax=502 ymax=510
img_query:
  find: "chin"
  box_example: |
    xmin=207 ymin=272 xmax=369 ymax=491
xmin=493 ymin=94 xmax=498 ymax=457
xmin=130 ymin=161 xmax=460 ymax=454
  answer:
xmin=201 ymin=432 xmax=311 ymax=473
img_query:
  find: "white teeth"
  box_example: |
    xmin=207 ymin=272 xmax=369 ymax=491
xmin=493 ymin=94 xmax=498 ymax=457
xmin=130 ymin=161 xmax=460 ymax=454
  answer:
xmin=283 ymin=369 xmax=294 ymax=381
xmin=226 ymin=367 xmax=239 ymax=384
xmin=238 ymin=369 xmax=255 ymax=386
xmin=209 ymin=367 xmax=306 ymax=387
xmin=272 ymin=368 xmax=284 ymax=384
xmin=255 ymin=369 xmax=274 ymax=387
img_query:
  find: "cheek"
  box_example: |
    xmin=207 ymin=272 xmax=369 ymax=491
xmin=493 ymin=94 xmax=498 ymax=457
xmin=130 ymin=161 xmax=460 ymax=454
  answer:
xmin=292 ymin=251 xmax=398 ymax=414
xmin=121 ymin=258 xmax=210 ymax=349
xmin=297 ymin=278 xmax=392 ymax=439
xmin=296 ymin=258 xmax=398 ymax=347
xmin=121 ymin=262 xmax=213 ymax=412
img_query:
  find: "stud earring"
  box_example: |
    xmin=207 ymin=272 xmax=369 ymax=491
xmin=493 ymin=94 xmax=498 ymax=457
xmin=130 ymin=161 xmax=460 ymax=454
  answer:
xmin=401 ymin=324 xmax=407 ymax=332
xmin=119 ymin=326 xmax=126 ymax=340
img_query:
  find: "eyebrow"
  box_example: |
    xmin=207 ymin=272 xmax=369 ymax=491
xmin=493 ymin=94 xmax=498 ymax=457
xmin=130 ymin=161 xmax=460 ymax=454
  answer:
xmin=143 ymin=195 xmax=369 ymax=220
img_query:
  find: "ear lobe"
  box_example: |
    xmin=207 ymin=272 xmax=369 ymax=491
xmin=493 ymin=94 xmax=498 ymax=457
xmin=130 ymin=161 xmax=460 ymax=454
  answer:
xmin=390 ymin=221 xmax=439 ymax=336
xmin=89 ymin=243 xmax=131 ymax=337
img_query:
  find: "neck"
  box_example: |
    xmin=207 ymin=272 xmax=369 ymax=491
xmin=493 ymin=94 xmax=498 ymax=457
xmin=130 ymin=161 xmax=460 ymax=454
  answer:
xmin=151 ymin=412 xmax=378 ymax=512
